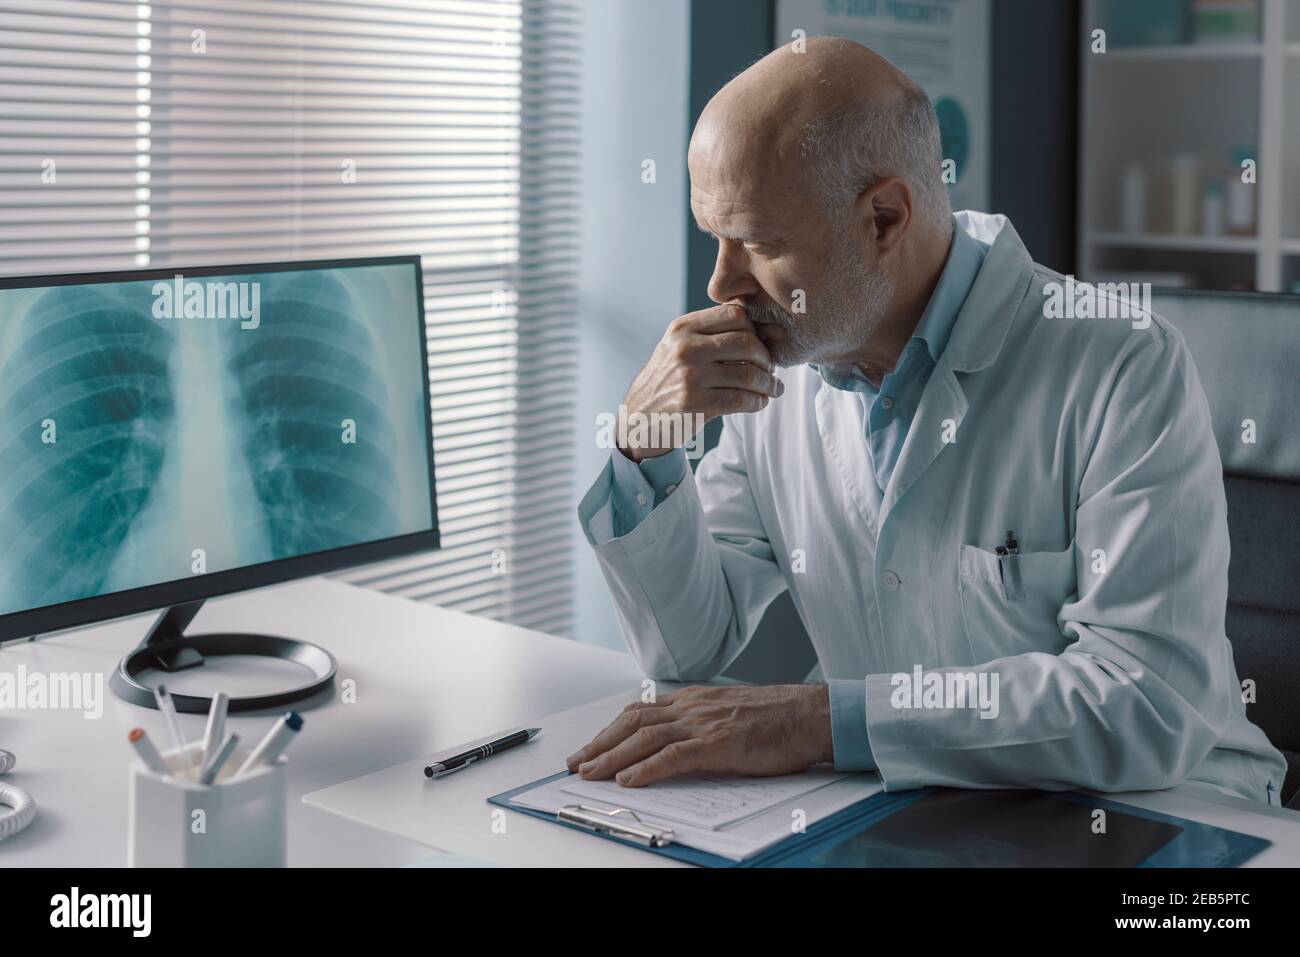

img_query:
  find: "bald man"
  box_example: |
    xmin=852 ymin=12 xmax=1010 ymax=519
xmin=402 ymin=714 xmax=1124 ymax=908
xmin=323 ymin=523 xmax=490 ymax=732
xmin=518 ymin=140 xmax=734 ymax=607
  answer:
xmin=569 ymin=39 xmax=1286 ymax=803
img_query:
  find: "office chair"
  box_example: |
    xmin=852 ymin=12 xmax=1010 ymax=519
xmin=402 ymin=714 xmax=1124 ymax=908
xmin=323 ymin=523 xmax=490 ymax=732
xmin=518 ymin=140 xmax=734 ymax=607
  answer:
xmin=1156 ymin=289 xmax=1300 ymax=808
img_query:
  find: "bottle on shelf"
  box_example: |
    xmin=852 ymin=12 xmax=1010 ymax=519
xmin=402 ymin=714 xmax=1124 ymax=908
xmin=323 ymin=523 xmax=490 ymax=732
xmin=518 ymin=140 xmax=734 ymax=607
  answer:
xmin=1202 ymin=177 xmax=1226 ymax=237
xmin=1170 ymin=155 xmax=1201 ymax=235
xmin=1119 ymin=162 xmax=1148 ymax=234
xmin=1225 ymin=147 xmax=1256 ymax=236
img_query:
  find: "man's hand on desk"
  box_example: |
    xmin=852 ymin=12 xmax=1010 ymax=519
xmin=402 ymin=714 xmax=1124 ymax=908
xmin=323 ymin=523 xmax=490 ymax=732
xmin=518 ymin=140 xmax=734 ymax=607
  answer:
xmin=564 ymin=684 xmax=833 ymax=787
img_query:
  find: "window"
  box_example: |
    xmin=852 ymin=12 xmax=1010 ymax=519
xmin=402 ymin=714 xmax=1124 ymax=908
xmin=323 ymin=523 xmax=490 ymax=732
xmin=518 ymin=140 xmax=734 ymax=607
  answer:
xmin=0 ymin=0 xmax=580 ymax=635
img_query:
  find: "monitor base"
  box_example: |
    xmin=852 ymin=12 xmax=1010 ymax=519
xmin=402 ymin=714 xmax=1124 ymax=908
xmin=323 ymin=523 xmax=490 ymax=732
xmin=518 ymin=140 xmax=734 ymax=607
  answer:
xmin=109 ymin=600 xmax=337 ymax=713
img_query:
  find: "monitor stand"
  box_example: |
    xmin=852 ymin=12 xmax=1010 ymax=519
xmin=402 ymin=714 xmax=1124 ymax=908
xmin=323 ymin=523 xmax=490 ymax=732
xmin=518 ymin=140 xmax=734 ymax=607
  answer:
xmin=109 ymin=600 xmax=337 ymax=714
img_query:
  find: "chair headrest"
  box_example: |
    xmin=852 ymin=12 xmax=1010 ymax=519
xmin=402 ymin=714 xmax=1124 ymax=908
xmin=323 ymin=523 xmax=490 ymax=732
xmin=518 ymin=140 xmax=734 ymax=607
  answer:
xmin=1153 ymin=290 xmax=1300 ymax=482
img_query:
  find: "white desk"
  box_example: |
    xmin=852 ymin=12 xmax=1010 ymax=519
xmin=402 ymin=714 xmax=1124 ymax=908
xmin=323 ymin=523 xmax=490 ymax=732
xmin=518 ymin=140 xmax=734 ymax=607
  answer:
xmin=304 ymin=688 xmax=1300 ymax=868
xmin=0 ymin=578 xmax=644 ymax=866
xmin=4 ymin=577 xmax=1299 ymax=867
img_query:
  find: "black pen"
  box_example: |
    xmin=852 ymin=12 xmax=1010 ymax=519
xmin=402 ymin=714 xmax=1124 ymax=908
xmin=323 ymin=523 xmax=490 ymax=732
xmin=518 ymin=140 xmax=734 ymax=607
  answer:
xmin=424 ymin=728 xmax=541 ymax=778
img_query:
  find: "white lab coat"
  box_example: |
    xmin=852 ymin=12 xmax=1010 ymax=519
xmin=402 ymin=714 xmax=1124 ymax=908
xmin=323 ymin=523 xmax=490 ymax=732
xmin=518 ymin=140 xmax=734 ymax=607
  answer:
xmin=579 ymin=212 xmax=1287 ymax=803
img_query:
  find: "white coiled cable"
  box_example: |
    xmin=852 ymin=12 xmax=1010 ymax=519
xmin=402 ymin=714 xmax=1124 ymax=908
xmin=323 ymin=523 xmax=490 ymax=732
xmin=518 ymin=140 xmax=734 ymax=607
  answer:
xmin=0 ymin=749 xmax=37 ymax=841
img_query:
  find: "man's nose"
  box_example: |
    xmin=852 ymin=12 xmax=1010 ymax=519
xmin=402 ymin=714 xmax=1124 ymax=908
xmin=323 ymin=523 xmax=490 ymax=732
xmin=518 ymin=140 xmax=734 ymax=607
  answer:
xmin=706 ymin=239 xmax=758 ymax=305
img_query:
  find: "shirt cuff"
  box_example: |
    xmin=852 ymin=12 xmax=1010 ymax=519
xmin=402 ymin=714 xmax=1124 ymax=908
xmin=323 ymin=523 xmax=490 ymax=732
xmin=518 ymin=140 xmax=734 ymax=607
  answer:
xmin=626 ymin=447 xmax=687 ymax=498
xmin=828 ymin=679 xmax=876 ymax=772
xmin=608 ymin=447 xmax=687 ymax=537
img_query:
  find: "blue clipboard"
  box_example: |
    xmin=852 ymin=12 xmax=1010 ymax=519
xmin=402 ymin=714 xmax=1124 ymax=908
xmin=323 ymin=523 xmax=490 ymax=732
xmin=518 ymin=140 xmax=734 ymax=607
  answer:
xmin=488 ymin=771 xmax=1272 ymax=868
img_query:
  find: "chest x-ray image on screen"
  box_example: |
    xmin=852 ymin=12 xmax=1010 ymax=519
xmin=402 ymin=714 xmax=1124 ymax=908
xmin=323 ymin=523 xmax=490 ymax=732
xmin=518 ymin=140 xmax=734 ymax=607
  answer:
xmin=0 ymin=256 xmax=439 ymax=712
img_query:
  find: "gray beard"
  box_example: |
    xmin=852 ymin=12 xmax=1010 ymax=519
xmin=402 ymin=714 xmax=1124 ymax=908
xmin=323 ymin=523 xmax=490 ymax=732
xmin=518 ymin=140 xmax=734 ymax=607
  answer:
xmin=745 ymin=244 xmax=894 ymax=368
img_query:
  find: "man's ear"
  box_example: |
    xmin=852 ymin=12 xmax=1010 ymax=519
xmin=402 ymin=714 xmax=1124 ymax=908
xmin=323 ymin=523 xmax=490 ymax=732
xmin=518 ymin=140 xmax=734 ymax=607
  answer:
xmin=853 ymin=176 xmax=912 ymax=256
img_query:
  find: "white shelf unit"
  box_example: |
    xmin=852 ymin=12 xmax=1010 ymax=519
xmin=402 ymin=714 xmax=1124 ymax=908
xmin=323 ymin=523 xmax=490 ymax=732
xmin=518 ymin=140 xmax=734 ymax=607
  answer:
xmin=1087 ymin=231 xmax=1261 ymax=253
xmin=1079 ymin=0 xmax=1300 ymax=293
xmin=1100 ymin=42 xmax=1263 ymax=59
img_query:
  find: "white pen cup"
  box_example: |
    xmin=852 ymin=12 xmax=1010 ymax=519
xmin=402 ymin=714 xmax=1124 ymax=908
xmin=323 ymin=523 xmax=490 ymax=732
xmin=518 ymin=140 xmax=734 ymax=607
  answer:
xmin=128 ymin=739 xmax=286 ymax=867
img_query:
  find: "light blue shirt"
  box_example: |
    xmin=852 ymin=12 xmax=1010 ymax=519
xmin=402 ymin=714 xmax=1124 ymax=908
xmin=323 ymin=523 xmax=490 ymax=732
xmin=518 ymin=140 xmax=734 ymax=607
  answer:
xmin=812 ymin=224 xmax=987 ymax=495
xmin=605 ymin=220 xmax=987 ymax=771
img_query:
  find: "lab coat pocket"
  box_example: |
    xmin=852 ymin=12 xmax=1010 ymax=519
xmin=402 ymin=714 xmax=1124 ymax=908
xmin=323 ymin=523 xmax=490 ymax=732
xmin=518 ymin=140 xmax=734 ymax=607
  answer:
xmin=958 ymin=542 xmax=1077 ymax=663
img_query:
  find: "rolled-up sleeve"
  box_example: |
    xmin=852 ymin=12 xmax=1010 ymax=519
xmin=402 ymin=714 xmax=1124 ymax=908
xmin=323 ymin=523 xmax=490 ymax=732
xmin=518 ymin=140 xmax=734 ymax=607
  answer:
xmin=577 ymin=418 xmax=787 ymax=681
xmin=579 ymin=448 xmax=686 ymax=545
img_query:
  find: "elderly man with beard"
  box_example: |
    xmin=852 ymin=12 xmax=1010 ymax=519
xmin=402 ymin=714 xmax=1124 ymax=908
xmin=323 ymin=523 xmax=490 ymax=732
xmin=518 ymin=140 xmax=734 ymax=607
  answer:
xmin=568 ymin=38 xmax=1285 ymax=804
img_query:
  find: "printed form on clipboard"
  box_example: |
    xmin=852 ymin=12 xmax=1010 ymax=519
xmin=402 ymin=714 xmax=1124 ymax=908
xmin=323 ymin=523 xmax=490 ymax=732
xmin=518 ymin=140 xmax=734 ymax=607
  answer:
xmin=508 ymin=768 xmax=883 ymax=862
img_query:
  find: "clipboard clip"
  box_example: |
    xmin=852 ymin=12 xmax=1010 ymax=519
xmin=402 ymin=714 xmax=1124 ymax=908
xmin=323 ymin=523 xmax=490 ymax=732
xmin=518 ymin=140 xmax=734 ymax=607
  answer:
xmin=558 ymin=804 xmax=675 ymax=847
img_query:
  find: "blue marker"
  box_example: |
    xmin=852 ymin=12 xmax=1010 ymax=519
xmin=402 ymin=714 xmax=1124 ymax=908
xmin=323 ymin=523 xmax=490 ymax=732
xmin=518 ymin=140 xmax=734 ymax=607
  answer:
xmin=233 ymin=712 xmax=303 ymax=779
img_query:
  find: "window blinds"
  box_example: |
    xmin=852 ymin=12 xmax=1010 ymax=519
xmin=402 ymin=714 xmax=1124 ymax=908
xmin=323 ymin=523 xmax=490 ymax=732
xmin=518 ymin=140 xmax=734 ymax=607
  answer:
xmin=0 ymin=0 xmax=580 ymax=636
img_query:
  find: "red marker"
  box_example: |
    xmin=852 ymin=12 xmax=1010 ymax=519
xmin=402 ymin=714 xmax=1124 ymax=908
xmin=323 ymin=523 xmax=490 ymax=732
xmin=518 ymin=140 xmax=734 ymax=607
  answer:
xmin=128 ymin=728 xmax=170 ymax=776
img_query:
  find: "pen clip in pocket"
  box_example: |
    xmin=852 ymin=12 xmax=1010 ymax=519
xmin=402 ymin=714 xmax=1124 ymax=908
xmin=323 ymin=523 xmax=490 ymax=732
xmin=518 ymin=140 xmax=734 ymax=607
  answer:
xmin=995 ymin=531 xmax=1023 ymax=601
xmin=997 ymin=554 xmax=1023 ymax=601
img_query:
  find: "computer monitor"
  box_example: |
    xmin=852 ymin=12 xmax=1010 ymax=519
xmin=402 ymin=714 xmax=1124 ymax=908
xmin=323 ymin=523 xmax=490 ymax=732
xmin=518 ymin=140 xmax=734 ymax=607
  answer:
xmin=0 ymin=256 xmax=439 ymax=711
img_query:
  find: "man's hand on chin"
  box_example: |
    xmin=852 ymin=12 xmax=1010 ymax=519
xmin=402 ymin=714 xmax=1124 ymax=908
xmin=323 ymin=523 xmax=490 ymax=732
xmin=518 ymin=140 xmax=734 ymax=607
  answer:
xmin=564 ymin=684 xmax=834 ymax=787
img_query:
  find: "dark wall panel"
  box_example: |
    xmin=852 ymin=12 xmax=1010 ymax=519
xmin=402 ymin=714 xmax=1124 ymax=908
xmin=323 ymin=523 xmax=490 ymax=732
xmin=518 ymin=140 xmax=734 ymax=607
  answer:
xmin=989 ymin=0 xmax=1080 ymax=273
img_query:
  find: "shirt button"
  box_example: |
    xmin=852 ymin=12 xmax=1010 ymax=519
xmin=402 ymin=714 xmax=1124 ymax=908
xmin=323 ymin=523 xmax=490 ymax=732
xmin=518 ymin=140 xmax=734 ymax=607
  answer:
xmin=665 ymin=484 xmax=677 ymax=495
xmin=636 ymin=493 xmax=647 ymax=507
xmin=880 ymin=395 xmax=894 ymax=411
xmin=881 ymin=570 xmax=901 ymax=591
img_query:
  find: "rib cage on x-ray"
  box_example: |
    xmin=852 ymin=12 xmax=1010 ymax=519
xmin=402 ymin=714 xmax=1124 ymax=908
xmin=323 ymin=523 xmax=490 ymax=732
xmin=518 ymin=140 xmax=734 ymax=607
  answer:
xmin=222 ymin=271 xmax=399 ymax=557
xmin=0 ymin=271 xmax=403 ymax=617
xmin=0 ymin=285 xmax=177 ymax=610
